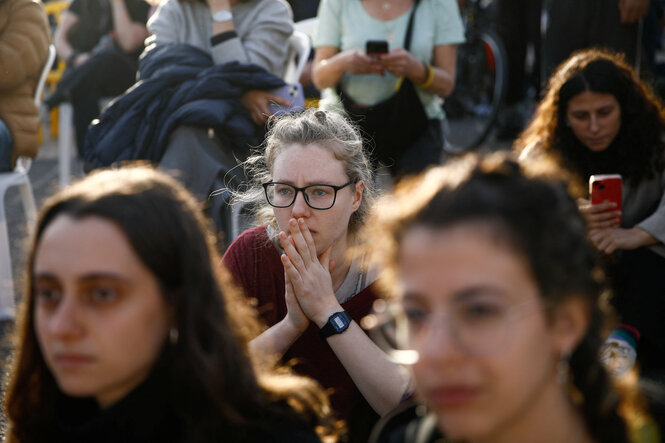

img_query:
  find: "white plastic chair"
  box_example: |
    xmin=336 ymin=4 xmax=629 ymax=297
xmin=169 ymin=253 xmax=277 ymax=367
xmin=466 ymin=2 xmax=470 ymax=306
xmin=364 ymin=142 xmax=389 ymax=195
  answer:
xmin=294 ymin=17 xmax=317 ymax=40
xmin=283 ymin=30 xmax=311 ymax=85
xmin=0 ymin=44 xmax=55 ymax=319
xmin=57 ymin=92 xmax=114 ymax=188
xmin=57 ymin=101 xmax=74 ymax=188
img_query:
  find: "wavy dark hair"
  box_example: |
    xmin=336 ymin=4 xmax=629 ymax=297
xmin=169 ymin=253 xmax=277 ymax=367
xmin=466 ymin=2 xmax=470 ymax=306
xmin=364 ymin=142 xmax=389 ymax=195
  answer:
xmin=516 ymin=49 xmax=665 ymax=190
xmin=4 ymin=165 xmax=337 ymax=442
xmin=366 ymin=153 xmax=649 ymax=443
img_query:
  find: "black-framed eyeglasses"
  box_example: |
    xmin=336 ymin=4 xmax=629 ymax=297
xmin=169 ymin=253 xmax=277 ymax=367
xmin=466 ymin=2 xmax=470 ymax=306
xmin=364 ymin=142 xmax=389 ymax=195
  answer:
xmin=263 ymin=180 xmax=355 ymax=210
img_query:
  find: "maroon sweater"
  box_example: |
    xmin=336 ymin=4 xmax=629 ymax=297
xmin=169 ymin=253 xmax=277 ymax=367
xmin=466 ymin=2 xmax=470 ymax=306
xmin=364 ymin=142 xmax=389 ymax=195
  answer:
xmin=222 ymin=226 xmax=380 ymax=433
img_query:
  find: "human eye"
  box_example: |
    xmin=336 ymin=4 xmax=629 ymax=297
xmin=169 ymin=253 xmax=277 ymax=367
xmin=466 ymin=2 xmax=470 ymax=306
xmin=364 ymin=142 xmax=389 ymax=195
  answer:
xmin=88 ymin=285 xmax=119 ymax=303
xmin=34 ymin=283 xmax=62 ymax=306
xmin=275 ymin=184 xmax=294 ymax=196
xmin=81 ymin=278 xmax=123 ymax=305
xmin=310 ymin=186 xmax=333 ymax=197
xmin=570 ymin=112 xmax=588 ymax=120
xmin=458 ymin=301 xmax=504 ymax=325
xmin=597 ymin=106 xmax=614 ymax=117
xmin=402 ymin=304 xmax=428 ymax=329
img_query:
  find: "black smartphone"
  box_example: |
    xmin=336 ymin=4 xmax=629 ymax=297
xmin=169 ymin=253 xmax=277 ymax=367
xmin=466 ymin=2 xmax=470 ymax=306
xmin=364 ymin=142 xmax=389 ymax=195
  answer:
xmin=366 ymin=40 xmax=389 ymax=56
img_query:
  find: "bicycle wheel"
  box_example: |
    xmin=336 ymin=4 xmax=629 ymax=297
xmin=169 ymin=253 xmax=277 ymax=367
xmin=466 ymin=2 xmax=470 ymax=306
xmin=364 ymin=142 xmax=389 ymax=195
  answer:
xmin=443 ymin=29 xmax=508 ymax=152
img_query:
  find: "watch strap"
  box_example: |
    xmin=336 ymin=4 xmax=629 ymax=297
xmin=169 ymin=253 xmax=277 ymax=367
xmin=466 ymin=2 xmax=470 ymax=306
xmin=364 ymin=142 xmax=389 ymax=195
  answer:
xmin=318 ymin=311 xmax=352 ymax=340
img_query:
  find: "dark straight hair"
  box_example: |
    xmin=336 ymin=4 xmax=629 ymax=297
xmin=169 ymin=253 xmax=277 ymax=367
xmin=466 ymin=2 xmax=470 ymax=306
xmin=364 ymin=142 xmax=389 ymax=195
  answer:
xmin=4 ymin=165 xmax=336 ymax=442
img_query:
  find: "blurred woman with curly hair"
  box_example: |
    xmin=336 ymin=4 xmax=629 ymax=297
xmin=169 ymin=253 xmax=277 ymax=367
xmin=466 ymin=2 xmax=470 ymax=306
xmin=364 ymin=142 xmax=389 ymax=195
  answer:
xmin=516 ymin=49 xmax=665 ymax=380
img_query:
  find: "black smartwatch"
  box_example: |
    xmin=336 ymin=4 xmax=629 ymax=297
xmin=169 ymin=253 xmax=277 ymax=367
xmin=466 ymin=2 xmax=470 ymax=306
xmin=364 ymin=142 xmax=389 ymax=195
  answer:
xmin=318 ymin=311 xmax=352 ymax=340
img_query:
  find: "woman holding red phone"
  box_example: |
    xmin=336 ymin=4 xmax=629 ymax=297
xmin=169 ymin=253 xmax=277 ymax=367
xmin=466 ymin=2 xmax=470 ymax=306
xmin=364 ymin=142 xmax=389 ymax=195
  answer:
xmin=515 ymin=49 xmax=665 ymax=382
xmin=312 ymin=0 xmax=464 ymax=177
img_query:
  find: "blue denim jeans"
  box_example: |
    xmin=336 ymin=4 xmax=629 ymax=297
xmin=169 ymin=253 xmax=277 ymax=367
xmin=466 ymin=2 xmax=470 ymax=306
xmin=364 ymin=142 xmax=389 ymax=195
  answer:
xmin=0 ymin=119 xmax=13 ymax=172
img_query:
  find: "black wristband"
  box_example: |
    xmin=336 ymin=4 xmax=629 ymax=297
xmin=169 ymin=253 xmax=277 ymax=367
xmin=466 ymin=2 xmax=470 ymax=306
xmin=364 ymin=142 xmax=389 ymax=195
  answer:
xmin=318 ymin=311 xmax=352 ymax=340
xmin=210 ymin=31 xmax=238 ymax=46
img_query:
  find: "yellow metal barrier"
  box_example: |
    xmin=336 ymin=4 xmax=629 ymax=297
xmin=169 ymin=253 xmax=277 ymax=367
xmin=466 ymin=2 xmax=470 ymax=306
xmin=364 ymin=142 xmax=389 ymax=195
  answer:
xmin=44 ymin=1 xmax=70 ymax=137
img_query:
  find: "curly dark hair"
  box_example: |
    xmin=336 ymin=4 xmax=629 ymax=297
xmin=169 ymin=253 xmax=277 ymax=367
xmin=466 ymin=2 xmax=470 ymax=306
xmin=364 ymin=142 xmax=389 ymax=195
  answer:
xmin=516 ymin=49 xmax=665 ymax=190
xmin=366 ymin=153 xmax=648 ymax=443
xmin=4 ymin=165 xmax=337 ymax=443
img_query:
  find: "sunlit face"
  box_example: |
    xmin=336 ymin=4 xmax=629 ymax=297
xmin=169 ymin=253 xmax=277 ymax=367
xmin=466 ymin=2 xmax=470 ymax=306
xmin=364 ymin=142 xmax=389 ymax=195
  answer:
xmin=566 ymin=91 xmax=622 ymax=152
xmin=270 ymin=143 xmax=363 ymax=255
xmin=397 ymin=224 xmax=568 ymax=441
xmin=33 ymin=216 xmax=171 ymax=409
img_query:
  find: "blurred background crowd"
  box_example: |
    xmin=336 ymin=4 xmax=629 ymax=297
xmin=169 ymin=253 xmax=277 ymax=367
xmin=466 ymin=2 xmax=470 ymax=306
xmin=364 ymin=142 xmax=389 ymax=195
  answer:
xmin=2 ymin=0 xmax=665 ymax=441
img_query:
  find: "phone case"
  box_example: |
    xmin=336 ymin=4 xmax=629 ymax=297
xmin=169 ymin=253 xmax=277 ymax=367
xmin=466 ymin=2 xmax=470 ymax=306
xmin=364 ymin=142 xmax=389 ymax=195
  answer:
xmin=268 ymin=83 xmax=305 ymax=117
xmin=589 ymin=174 xmax=622 ymax=222
xmin=366 ymin=40 xmax=389 ymax=55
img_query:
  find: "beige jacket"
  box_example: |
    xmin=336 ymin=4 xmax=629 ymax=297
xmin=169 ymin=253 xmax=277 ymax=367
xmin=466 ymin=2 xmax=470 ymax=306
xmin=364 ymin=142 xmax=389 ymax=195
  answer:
xmin=0 ymin=0 xmax=50 ymax=163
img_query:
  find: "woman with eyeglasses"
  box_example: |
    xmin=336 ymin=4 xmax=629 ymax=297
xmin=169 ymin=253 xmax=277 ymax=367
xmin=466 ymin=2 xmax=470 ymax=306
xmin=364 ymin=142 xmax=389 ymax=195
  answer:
xmin=365 ymin=154 xmax=659 ymax=443
xmin=222 ymin=109 xmax=411 ymax=442
xmin=4 ymin=166 xmax=337 ymax=443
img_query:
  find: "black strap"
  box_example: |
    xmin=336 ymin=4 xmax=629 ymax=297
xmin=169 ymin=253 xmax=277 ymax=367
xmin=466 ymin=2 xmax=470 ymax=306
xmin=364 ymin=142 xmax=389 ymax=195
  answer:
xmin=403 ymin=0 xmax=421 ymax=51
xmin=210 ymin=31 xmax=238 ymax=46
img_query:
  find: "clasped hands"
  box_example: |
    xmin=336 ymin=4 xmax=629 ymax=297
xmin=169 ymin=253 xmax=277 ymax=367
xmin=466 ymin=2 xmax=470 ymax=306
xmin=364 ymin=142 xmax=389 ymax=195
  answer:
xmin=279 ymin=218 xmax=342 ymax=335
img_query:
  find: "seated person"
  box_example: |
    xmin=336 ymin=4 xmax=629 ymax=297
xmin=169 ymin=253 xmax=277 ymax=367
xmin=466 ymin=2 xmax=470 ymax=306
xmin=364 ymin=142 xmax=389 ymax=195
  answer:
xmin=516 ymin=49 xmax=665 ymax=379
xmin=4 ymin=165 xmax=337 ymax=442
xmin=46 ymin=0 xmax=150 ymax=156
xmin=222 ymin=109 xmax=411 ymax=442
xmin=0 ymin=0 xmax=50 ymax=171
xmin=143 ymin=0 xmax=293 ymax=240
xmin=312 ymin=0 xmax=464 ymax=177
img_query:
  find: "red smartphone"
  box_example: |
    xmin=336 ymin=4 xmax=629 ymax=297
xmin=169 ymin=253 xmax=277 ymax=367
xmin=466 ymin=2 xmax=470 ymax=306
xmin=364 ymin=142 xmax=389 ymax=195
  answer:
xmin=366 ymin=40 xmax=389 ymax=57
xmin=589 ymin=174 xmax=622 ymax=224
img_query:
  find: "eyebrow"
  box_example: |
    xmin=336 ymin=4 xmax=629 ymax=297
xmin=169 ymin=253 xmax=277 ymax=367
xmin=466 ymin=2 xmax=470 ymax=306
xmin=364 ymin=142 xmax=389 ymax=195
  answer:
xmin=270 ymin=179 xmax=347 ymax=186
xmin=402 ymin=285 xmax=505 ymax=303
xmin=570 ymin=104 xmax=615 ymax=114
xmin=33 ymin=272 xmax=131 ymax=283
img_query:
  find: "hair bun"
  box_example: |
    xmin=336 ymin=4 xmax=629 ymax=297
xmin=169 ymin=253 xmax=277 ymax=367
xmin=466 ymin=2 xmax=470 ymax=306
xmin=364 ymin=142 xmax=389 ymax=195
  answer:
xmin=314 ymin=110 xmax=327 ymax=123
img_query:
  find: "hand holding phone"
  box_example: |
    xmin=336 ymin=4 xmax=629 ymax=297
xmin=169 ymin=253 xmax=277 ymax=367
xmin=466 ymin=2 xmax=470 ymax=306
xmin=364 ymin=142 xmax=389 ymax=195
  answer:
xmin=268 ymin=83 xmax=305 ymax=117
xmin=589 ymin=174 xmax=622 ymax=225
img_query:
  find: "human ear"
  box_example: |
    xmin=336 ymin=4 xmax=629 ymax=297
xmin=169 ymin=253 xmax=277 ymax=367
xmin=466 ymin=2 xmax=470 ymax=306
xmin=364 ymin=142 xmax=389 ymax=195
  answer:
xmin=351 ymin=180 xmax=364 ymax=212
xmin=551 ymin=296 xmax=590 ymax=356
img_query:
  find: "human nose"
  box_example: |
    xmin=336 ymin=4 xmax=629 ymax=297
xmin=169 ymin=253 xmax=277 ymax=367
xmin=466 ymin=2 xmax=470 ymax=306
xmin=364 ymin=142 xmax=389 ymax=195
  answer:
xmin=414 ymin=316 xmax=461 ymax=363
xmin=290 ymin=189 xmax=311 ymax=218
xmin=589 ymin=114 xmax=600 ymax=133
xmin=45 ymin=296 xmax=84 ymax=339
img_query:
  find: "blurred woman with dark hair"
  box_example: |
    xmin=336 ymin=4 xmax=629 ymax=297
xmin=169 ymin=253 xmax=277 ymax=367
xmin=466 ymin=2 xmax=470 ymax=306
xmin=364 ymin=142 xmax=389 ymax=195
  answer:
xmin=4 ymin=166 xmax=337 ymax=443
xmin=365 ymin=153 xmax=659 ymax=443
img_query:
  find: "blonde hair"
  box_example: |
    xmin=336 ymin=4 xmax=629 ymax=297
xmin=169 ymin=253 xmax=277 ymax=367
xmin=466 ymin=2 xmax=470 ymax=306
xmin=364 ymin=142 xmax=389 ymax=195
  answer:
xmin=236 ymin=109 xmax=376 ymax=239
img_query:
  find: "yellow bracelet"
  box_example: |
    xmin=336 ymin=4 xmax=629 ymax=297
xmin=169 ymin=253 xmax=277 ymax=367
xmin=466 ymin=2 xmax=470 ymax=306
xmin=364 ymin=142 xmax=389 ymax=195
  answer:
xmin=418 ymin=63 xmax=435 ymax=89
